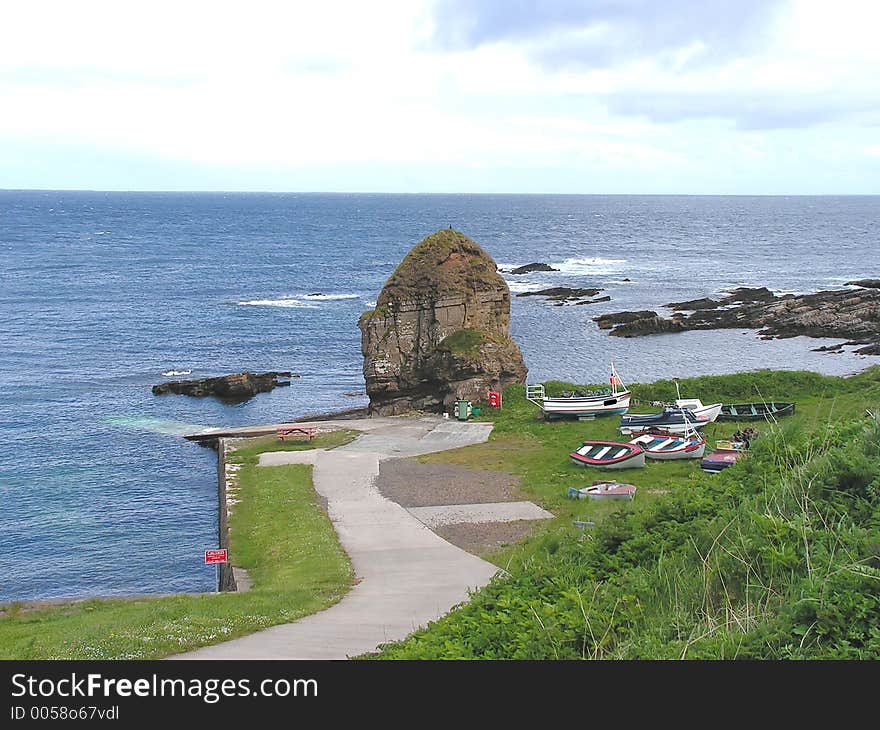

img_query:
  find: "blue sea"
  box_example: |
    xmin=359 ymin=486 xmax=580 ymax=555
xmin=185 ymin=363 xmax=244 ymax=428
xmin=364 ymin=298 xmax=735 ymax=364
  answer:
xmin=1 ymin=192 xmax=878 ymax=602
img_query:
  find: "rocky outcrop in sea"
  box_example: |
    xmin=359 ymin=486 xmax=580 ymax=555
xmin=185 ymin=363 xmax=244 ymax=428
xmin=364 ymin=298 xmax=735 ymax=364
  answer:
xmin=152 ymin=371 xmax=293 ymax=401
xmin=593 ymin=284 xmax=880 ymax=354
xmin=359 ymin=229 xmax=528 ymax=415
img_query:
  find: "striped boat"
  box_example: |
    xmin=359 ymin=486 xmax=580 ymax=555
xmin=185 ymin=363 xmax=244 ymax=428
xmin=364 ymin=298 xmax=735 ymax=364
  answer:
xmin=629 ymin=432 xmax=706 ymax=460
xmin=569 ymin=440 xmax=646 ymax=469
xmin=717 ymin=402 xmax=795 ymax=421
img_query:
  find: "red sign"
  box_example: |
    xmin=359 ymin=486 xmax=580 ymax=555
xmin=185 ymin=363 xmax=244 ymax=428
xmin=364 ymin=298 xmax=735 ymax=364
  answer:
xmin=488 ymin=391 xmax=502 ymax=408
xmin=204 ymin=549 xmax=228 ymax=565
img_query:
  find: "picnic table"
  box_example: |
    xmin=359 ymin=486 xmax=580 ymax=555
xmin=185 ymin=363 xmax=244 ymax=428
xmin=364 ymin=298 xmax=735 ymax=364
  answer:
xmin=277 ymin=425 xmax=318 ymax=441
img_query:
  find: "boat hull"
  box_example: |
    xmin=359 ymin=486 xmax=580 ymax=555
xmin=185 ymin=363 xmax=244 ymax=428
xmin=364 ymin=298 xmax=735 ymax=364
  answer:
xmin=570 ymin=441 xmax=646 ymax=470
xmin=630 ymin=433 xmax=706 ymax=460
xmin=619 ymin=410 xmax=708 ymax=436
xmin=541 ymin=390 xmax=631 ymax=419
xmin=700 ymin=449 xmax=745 ymax=473
xmin=717 ymin=402 xmax=795 ymax=422
xmin=675 ymin=400 xmax=723 ymax=423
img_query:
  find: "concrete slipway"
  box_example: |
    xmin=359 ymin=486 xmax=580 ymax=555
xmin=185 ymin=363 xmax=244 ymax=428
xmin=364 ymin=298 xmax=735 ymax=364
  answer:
xmin=175 ymin=416 xmax=513 ymax=660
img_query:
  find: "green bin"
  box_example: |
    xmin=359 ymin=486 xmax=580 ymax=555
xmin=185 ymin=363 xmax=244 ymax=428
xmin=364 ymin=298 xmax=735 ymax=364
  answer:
xmin=455 ymin=400 xmax=472 ymax=421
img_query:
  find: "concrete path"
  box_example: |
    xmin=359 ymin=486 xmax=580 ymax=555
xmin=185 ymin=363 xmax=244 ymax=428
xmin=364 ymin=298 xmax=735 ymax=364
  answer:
xmin=407 ymin=501 xmax=554 ymax=528
xmin=176 ymin=416 xmax=499 ymax=660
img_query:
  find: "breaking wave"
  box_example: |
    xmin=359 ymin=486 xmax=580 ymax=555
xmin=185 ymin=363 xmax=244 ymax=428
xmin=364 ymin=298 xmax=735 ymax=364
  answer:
xmin=236 ymin=292 xmax=360 ymax=308
xmin=162 ymin=369 xmax=192 ymax=377
xmin=554 ymin=257 xmax=627 ymax=276
xmin=237 ymin=298 xmax=319 ymax=308
xmin=300 ymin=293 xmax=360 ymax=301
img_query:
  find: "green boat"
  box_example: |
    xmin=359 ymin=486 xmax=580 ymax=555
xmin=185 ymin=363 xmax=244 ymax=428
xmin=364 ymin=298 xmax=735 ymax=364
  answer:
xmin=717 ymin=402 xmax=795 ymax=421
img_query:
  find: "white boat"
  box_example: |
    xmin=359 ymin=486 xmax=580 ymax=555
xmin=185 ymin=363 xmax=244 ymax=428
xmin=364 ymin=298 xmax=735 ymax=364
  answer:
xmin=527 ymin=364 xmax=631 ymax=419
xmin=674 ymin=398 xmax=722 ymax=423
xmin=568 ymin=481 xmax=637 ymax=501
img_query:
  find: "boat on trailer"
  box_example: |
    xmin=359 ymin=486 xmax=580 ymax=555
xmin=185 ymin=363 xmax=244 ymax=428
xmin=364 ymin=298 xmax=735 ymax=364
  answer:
xmin=569 ymin=440 xmax=646 ymax=469
xmin=717 ymin=402 xmax=795 ymax=421
xmin=619 ymin=408 xmax=708 ymax=436
xmin=527 ymin=364 xmax=630 ymax=419
xmin=628 ymin=431 xmax=706 ymax=460
xmin=568 ymin=481 xmax=637 ymax=501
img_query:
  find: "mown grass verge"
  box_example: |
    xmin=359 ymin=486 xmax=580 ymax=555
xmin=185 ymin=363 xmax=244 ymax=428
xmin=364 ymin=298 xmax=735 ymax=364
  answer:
xmin=0 ymin=430 xmax=357 ymax=659
xmin=377 ymin=367 xmax=880 ymax=658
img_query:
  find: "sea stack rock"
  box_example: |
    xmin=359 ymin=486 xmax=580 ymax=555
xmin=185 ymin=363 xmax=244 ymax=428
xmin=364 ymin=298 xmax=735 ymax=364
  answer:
xmin=359 ymin=229 xmax=528 ymax=415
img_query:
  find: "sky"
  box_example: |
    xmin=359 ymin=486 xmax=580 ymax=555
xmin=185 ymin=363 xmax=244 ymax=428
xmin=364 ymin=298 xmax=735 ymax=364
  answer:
xmin=1 ymin=0 xmax=879 ymax=193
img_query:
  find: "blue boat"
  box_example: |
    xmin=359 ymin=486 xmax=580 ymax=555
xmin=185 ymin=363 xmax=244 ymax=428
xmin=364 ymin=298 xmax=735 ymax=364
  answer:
xmin=619 ymin=408 xmax=707 ymax=436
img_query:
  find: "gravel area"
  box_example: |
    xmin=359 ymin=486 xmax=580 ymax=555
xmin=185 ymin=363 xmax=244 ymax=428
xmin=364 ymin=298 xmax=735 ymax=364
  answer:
xmin=434 ymin=521 xmax=541 ymax=557
xmin=407 ymin=502 xmax=553 ymax=528
xmin=377 ymin=459 xmax=523 ymax=507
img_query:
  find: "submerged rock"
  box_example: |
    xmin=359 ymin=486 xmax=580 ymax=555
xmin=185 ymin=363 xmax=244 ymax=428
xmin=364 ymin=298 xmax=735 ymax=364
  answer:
xmin=152 ymin=372 xmax=292 ymax=401
xmin=359 ymin=229 xmax=527 ymax=415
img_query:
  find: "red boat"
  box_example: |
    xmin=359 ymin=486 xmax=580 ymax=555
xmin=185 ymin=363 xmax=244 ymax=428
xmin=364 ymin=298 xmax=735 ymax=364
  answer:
xmin=569 ymin=440 xmax=646 ymax=469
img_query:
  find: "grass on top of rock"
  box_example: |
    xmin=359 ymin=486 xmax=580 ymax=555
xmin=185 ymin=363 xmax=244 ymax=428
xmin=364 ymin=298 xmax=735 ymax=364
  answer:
xmin=0 ymin=429 xmax=358 ymax=660
xmin=378 ymin=229 xmax=502 ymax=302
xmin=438 ymin=328 xmax=485 ymax=356
xmin=376 ymin=367 xmax=880 ymax=659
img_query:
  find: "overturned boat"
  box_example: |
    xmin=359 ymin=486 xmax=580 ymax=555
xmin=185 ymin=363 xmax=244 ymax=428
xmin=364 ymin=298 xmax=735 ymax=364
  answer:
xmin=527 ymin=364 xmax=630 ymax=419
xmin=629 ymin=431 xmax=706 ymax=460
xmin=569 ymin=440 xmax=646 ymax=469
xmin=568 ymin=481 xmax=637 ymax=501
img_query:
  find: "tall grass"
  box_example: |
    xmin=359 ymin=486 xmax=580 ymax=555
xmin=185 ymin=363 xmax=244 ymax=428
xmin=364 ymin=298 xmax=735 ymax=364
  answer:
xmin=378 ymin=368 xmax=880 ymax=659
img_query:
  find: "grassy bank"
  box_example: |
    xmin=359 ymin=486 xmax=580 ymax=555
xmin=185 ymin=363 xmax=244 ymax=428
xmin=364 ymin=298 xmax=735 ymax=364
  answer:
xmin=376 ymin=367 xmax=880 ymax=658
xmin=0 ymin=430 xmax=356 ymax=659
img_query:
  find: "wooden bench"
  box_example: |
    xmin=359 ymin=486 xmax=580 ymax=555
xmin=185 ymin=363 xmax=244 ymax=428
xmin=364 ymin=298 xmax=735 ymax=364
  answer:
xmin=277 ymin=425 xmax=318 ymax=442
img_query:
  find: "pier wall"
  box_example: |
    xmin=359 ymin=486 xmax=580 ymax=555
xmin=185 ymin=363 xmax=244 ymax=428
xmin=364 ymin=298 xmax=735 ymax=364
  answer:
xmin=216 ymin=438 xmax=237 ymax=592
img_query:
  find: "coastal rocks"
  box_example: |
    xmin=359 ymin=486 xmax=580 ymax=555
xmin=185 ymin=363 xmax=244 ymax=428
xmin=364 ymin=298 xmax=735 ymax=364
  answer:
xmin=594 ymin=310 xmax=660 ymax=330
xmin=506 ymin=262 xmax=558 ymax=274
xmin=847 ymin=279 xmax=880 ymax=289
xmin=665 ymin=297 xmax=719 ymax=310
xmin=516 ymin=286 xmax=604 ymax=304
xmin=359 ymin=229 xmax=528 ymax=415
xmin=595 ymin=285 xmax=880 ymax=353
xmin=152 ymin=371 xmax=292 ymax=401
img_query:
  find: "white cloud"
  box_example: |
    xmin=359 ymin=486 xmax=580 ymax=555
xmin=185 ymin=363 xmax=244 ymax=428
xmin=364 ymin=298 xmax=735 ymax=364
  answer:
xmin=0 ymin=0 xmax=878 ymax=191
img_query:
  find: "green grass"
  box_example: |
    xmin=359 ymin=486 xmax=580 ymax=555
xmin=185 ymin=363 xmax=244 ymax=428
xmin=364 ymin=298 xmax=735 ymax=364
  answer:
xmin=377 ymin=367 xmax=880 ymax=659
xmin=438 ymin=328 xmax=484 ymax=356
xmin=0 ymin=430 xmax=357 ymax=659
